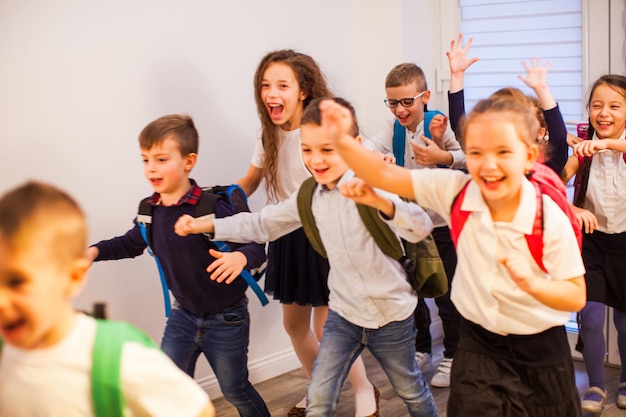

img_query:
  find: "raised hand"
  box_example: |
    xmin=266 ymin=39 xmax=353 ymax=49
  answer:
xmin=447 ymin=33 xmax=480 ymax=75
xmin=518 ymin=57 xmax=550 ymax=92
xmin=428 ymin=113 xmax=448 ymax=149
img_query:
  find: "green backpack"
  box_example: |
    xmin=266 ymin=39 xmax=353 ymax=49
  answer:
xmin=0 ymin=319 xmax=158 ymax=417
xmin=296 ymin=177 xmax=448 ymax=298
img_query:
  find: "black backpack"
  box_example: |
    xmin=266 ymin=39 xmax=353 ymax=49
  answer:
xmin=136 ymin=184 xmax=268 ymax=316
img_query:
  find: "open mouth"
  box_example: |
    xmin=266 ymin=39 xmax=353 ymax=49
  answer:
xmin=268 ymin=103 xmax=284 ymax=119
xmin=481 ymin=176 xmax=505 ymax=190
xmin=1 ymin=318 xmax=25 ymax=339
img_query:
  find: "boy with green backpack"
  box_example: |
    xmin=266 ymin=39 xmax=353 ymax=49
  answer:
xmin=0 ymin=181 xmax=214 ymax=417
xmin=174 ymin=97 xmax=439 ymax=417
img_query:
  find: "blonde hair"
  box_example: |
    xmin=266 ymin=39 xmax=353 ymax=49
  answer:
xmin=461 ymin=95 xmax=537 ymax=148
xmin=0 ymin=181 xmax=87 ymax=268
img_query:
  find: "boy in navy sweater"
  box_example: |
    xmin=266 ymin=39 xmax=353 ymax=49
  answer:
xmin=85 ymin=114 xmax=269 ymax=417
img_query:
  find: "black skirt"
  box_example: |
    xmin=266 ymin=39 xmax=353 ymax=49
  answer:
xmin=264 ymin=227 xmax=330 ymax=306
xmin=583 ymin=230 xmax=626 ymax=311
xmin=447 ymin=319 xmax=581 ymax=417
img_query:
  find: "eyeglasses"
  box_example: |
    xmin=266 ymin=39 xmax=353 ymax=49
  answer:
xmin=384 ymin=91 xmax=427 ymax=108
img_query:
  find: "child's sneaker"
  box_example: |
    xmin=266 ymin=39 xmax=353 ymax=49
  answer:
xmin=430 ymin=357 xmax=453 ymax=388
xmin=581 ymin=386 xmax=606 ymax=413
xmin=415 ymin=351 xmax=431 ymax=371
xmin=617 ymin=382 xmax=626 ymax=409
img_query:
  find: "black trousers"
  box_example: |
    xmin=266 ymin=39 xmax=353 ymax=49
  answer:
xmin=413 ymin=226 xmax=461 ymax=358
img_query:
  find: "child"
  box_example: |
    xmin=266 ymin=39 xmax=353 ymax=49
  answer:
xmin=367 ymin=62 xmax=465 ymax=387
xmin=0 ymin=181 xmax=215 ymax=417
xmin=175 ymin=97 xmax=439 ymax=417
xmin=322 ymin=95 xmax=586 ymax=417
xmin=84 ymin=114 xmax=269 ymax=417
xmin=562 ymin=74 xmax=626 ymax=413
xmin=446 ymin=33 xmax=569 ymax=175
xmin=236 ymin=49 xmax=377 ymax=416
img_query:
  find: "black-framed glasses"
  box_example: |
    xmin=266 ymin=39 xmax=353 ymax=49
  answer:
xmin=384 ymin=91 xmax=426 ymax=108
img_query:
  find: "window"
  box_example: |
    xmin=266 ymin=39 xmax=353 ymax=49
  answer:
xmin=459 ymin=0 xmax=583 ymax=123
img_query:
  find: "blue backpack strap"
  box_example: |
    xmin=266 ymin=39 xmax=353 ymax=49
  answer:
xmin=392 ymin=119 xmax=406 ymax=167
xmin=137 ymin=199 xmax=172 ymax=317
xmin=199 ymin=186 xmax=269 ymax=307
xmin=91 ymin=320 xmax=158 ymax=417
xmin=211 ymin=240 xmax=269 ymax=306
xmin=424 ymin=109 xmax=450 ymax=169
xmin=423 ymin=110 xmax=445 ymax=140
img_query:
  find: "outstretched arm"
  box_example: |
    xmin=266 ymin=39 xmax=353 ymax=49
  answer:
xmin=574 ymin=138 xmax=626 ymax=156
xmin=175 ymin=215 xmax=214 ymax=235
xmin=320 ymin=100 xmax=416 ymax=199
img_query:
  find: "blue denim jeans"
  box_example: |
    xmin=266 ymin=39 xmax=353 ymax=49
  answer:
xmin=306 ymin=310 xmax=439 ymax=417
xmin=161 ymin=300 xmax=269 ymax=417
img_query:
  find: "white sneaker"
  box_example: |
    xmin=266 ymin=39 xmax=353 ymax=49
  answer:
xmin=415 ymin=351 xmax=431 ymax=371
xmin=430 ymin=357 xmax=453 ymax=388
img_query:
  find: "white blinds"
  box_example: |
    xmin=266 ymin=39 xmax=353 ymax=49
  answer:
xmin=459 ymin=0 xmax=583 ymax=122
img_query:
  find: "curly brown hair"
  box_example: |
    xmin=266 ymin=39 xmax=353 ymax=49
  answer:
xmin=253 ymin=50 xmax=332 ymax=202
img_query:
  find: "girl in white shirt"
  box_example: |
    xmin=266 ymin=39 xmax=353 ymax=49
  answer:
xmin=235 ymin=50 xmax=377 ymax=417
xmin=562 ymin=74 xmax=626 ymax=413
xmin=322 ymin=94 xmax=586 ymax=417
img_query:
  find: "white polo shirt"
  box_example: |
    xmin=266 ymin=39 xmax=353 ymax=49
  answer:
xmin=410 ymin=168 xmax=585 ymax=336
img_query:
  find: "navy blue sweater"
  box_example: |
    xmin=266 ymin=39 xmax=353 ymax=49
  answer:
xmin=94 ymin=193 xmax=266 ymax=315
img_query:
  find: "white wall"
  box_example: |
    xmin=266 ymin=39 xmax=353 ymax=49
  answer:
xmin=1 ymin=0 xmax=444 ymax=398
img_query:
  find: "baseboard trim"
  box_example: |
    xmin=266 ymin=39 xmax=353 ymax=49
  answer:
xmin=197 ymin=348 xmax=301 ymax=399
xmin=200 ymin=311 xmax=445 ymax=400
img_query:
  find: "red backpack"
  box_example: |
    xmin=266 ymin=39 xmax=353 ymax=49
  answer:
xmin=450 ymin=163 xmax=583 ymax=273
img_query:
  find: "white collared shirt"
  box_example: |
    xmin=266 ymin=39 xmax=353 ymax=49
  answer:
xmin=368 ymin=117 xmax=466 ymax=228
xmin=213 ymin=170 xmax=434 ymax=328
xmin=410 ymin=169 xmax=585 ymax=335
xmin=583 ymin=132 xmax=626 ymax=234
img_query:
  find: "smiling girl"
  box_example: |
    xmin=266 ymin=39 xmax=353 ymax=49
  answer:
xmin=562 ymin=74 xmax=626 ymax=413
xmin=235 ymin=50 xmax=377 ymax=417
xmin=322 ymin=94 xmax=586 ymax=417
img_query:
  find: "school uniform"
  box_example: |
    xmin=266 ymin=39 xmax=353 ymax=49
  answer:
xmin=250 ymin=127 xmax=329 ymax=306
xmin=369 ymin=117 xmax=465 ymax=360
xmin=212 ymin=170 xmax=439 ymax=417
xmin=578 ymin=132 xmax=626 ymax=309
xmin=409 ymin=168 xmax=585 ymax=417
xmin=576 ymin=132 xmax=626 ymax=396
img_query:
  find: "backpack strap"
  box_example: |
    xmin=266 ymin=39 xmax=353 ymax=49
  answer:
xmin=423 ymin=110 xmax=445 ymax=140
xmin=525 ymin=182 xmax=546 ymax=273
xmin=450 ymin=178 xmax=552 ymax=274
xmin=355 ymin=204 xmax=404 ymax=261
xmin=297 ymin=177 xmax=328 ymax=258
xmin=91 ymin=320 xmax=158 ymax=417
xmin=197 ymin=188 xmax=269 ymax=307
xmin=392 ymin=119 xmax=406 ymax=167
xmin=136 ymin=198 xmax=172 ymax=317
xmin=449 ymin=181 xmax=472 ymax=247
xmin=392 ymin=110 xmax=446 ymax=168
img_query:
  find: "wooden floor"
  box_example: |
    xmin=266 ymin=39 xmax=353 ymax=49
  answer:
xmin=213 ymin=349 xmax=624 ymax=417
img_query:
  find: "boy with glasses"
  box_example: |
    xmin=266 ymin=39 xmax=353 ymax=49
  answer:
xmin=368 ymin=63 xmax=466 ymax=388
